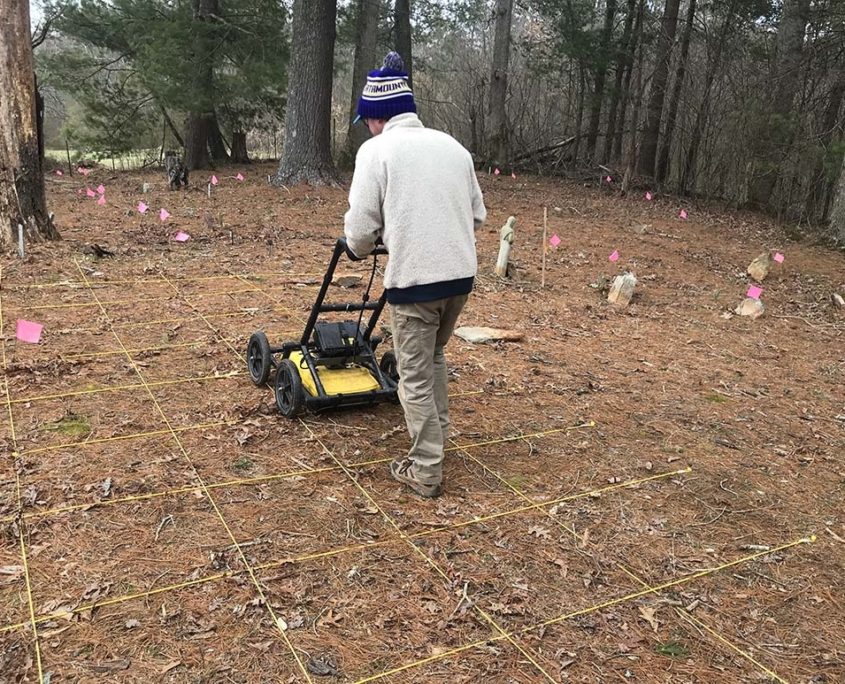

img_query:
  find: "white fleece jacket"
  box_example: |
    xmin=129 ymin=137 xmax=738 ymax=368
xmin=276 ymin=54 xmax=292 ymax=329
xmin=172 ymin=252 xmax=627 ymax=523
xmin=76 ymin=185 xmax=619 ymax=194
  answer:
xmin=344 ymin=113 xmax=487 ymax=291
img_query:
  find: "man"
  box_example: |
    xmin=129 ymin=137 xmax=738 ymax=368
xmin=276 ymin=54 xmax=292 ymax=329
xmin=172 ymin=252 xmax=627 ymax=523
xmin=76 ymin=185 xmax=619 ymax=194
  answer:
xmin=344 ymin=52 xmax=486 ymax=498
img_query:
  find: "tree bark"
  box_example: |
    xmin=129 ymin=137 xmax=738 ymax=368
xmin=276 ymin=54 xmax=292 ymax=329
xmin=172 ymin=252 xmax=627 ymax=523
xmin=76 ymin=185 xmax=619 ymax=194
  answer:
xmin=637 ymin=0 xmax=681 ymax=177
xmin=488 ymin=0 xmax=514 ymax=166
xmin=207 ymin=112 xmax=230 ymax=163
xmin=184 ymin=0 xmax=218 ymax=170
xmin=345 ymin=0 xmax=380 ymax=165
xmin=602 ymin=0 xmax=636 ymax=164
xmin=747 ymin=0 xmax=812 ymax=209
xmin=656 ymin=0 xmax=696 ymax=184
xmin=586 ymin=0 xmax=617 ymax=162
xmin=275 ymin=0 xmax=340 ymax=186
xmin=0 ymin=0 xmax=59 ymax=248
xmin=622 ymin=0 xmax=646 ymax=194
xmin=805 ymin=72 xmax=845 ymax=223
xmin=230 ymin=131 xmax=249 ymax=163
xmin=394 ymin=0 xmax=413 ymax=89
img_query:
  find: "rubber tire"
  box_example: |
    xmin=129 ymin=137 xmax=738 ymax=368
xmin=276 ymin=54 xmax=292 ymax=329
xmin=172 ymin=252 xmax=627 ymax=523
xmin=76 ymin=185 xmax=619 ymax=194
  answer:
xmin=247 ymin=332 xmax=272 ymax=386
xmin=275 ymin=359 xmax=305 ymax=418
xmin=380 ymin=350 xmax=399 ymax=383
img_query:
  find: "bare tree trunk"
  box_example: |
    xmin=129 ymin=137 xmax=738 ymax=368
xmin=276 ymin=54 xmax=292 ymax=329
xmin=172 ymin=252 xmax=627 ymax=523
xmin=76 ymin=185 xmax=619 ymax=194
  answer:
xmin=488 ymin=0 xmax=514 ymax=166
xmin=345 ymin=0 xmax=379 ymax=165
xmin=395 ymin=0 xmax=413 ymax=89
xmin=622 ymin=1 xmax=646 ymax=194
xmin=657 ymin=0 xmax=696 ymax=184
xmin=208 ymin=112 xmax=230 ymax=162
xmin=637 ymin=0 xmax=681 ymax=178
xmin=570 ymin=65 xmax=587 ymax=167
xmin=586 ymin=0 xmax=617 ymax=162
xmin=805 ymin=72 xmax=845 ymax=223
xmin=184 ymin=0 xmax=218 ymax=170
xmin=275 ymin=0 xmax=340 ymax=186
xmin=0 ymin=0 xmax=59 ymax=248
xmin=747 ymin=0 xmax=812 ymax=209
xmin=613 ymin=0 xmax=644 ymax=162
xmin=230 ymin=131 xmax=249 ymax=163
xmin=602 ymin=0 xmax=636 ymax=164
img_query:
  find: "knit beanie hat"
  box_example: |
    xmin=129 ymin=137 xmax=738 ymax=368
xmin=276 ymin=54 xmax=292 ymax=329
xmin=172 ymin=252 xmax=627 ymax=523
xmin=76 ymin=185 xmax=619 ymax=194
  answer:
xmin=354 ymin=51 xmax=416 ymax=123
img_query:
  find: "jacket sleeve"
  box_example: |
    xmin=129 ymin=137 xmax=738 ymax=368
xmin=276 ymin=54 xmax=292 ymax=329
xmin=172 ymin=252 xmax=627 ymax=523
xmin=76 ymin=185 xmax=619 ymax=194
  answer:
xmin=469 ymin=162 xmax=487 ymax=230
xmin=344 ymin=143 xmax=385 ymax=258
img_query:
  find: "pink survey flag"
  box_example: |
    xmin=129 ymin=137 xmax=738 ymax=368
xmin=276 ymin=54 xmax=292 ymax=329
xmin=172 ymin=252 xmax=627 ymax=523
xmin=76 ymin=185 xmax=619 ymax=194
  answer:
xmin=609 ymin=250 xmax=619 ymax=262
xmin=159 ymin=208 xmax=171 ymax=221
xmin=173 ymin=231 xmax=190 ymax=242
xmin=679 ymin=209 xmax=688 ymax=220
xmin=86 ymin=188 xmax=96 ymax=198
xmin=137 ymin=201 xmax=148 ymax=214
xmin=645 ymin=191 xmax=653 ymax=201
xmin=97 ymin=195 xmax=106 ymax=206
xmin=236 ymin=173 xmax=244 ymax=181
xmin=210 ymin=175 xmax=219 ymax=186
xmin=747 ymin=285 xmax=763 ymax=300
xmin=96 ymin=184 xmax=105 ymax=195
xmin=494 ymin=168 xmax=501 ymax=176
xmin=549 ymin=234 xmax=561 ymax=248
xmin=511 ymin=172 xmax=517 ymax=180
xmin=77 ymin=166 xmax=91 ymax=176
xmin=55 ymin=169 xmax=63 ymax=176
xmin=773 ymin=252 xmax=784 ymax=263
xmin=605 ymin=175 xmax=612 ymax=183
xmin=16 ymin=320 xmax=43 ymax=344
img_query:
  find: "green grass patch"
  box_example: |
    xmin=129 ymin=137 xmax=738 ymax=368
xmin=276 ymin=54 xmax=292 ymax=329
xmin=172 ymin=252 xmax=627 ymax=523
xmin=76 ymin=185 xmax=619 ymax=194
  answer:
xmin=504 ymin=474 xmax=529 ymax=491
xmin=232 ymin=456 xmax=254 ymax=473
xmin=44 ymin=413 xmax=91 ymax=437
xmin=655 ymin=640 xmax=689 ymax=658
xmin=704 ymin=392 xmax=730 ymax=403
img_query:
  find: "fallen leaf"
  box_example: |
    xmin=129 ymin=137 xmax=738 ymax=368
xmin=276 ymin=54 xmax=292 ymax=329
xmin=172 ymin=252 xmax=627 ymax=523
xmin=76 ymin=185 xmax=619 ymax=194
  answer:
xmin=639 ymin=606 xmax=659 ymax=632
xmin=528 ymin=525 xmax=551 ymax=540
xmin=125 ymin=619 xmax=141 ymax=629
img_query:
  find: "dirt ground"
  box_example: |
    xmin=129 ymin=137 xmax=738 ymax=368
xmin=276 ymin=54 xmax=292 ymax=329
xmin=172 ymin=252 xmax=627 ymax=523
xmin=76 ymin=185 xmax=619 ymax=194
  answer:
xmin=0 ymin=162 xmax=843 ymax=683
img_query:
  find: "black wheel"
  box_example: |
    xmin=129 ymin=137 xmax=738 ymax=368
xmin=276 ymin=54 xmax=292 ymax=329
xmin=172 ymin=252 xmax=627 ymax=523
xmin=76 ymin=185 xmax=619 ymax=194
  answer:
xmin=247 ymin=332 xmax=272 ymax=386
xmin=380 ymin=351 xmax=399 ymax=383
xmin=275 ymin=359 xmax=305 ymax=417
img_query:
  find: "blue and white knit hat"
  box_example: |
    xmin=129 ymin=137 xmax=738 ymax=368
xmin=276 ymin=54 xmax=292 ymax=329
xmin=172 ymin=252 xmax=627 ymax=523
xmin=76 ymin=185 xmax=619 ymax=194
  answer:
xmin=354 ymin=52 xmax=416 ymax=123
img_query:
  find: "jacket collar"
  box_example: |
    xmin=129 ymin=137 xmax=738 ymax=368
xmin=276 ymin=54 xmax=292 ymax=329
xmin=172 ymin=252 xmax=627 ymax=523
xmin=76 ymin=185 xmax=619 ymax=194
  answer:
xmin=384 ymin=112 xmax=424 ymax=132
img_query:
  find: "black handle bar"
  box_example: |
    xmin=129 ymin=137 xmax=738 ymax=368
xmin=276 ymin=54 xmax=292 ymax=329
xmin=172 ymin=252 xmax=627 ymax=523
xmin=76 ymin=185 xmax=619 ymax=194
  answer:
xmin=338 ymin=236 xmax=388 ymax=259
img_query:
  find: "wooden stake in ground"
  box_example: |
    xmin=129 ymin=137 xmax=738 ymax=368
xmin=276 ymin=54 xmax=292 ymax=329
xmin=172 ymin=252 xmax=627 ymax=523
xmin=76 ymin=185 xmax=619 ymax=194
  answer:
xmin=542 ymin=206 xmax=548 ymax=288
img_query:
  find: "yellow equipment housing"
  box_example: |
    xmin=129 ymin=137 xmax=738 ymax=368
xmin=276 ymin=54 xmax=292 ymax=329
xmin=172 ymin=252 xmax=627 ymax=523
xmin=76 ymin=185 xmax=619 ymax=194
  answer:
xmin=289 ymin=350 xmax=380 ymax=396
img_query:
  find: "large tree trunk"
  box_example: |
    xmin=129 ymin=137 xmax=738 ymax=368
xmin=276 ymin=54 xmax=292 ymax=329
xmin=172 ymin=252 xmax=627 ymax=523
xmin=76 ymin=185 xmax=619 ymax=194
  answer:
xmin=0 ymin=0 xmax=59 ymax=248
xmin=747 ymin=0 xmax=812 ymax=209
xmin=345 ymin=0 xmax=380 ymax=165
xmin=184 ymin=0 xmax=218 ymax=170
xmin=230 ymin=131 xmax=249 ymax=163
xmin=570 ymin=65 xmax=587 ymax=167
xmin=637 ymin=0 xmax=681 ymax=177
xmin=394 ymin=0 xmax=413 ymax=89
xmin=207 ymin=112 xmax=230 ymax=163
xmin=488 ymin=0 xmax=514 ymax=166
xmin=656 ymin=0 xmax=696 ymax=184
xmin=601 ymin=0 xmax=636 ymax=164
xmin=586 ymin=0 xmax=617 ymax=162
xmin=275 ymin=0 xmax=340 ymax=186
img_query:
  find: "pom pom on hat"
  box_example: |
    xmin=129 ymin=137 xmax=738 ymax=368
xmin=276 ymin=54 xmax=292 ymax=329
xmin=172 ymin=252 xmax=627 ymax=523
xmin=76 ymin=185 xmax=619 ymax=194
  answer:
xmin=382 ymin=51 xmax=405 ymax=71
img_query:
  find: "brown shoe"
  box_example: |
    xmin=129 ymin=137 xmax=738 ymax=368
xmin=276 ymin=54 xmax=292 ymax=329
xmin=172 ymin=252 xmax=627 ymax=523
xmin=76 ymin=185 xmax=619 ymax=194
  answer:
xmin=390 ymin=459 xmax=441 ymax=498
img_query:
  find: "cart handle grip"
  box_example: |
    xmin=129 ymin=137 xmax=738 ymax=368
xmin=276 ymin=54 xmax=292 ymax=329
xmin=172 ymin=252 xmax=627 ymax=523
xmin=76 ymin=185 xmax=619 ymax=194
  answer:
xmin=338 ymin=237 xmax=388 ymax=260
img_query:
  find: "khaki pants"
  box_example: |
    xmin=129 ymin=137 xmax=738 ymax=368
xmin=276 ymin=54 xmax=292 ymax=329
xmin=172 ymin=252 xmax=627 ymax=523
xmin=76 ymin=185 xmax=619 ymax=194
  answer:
xmin=389 ymin=294 xmax=468 ymax=485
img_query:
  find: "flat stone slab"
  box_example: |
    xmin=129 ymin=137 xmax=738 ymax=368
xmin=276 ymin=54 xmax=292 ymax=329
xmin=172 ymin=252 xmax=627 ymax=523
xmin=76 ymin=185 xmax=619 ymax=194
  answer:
xmin=454 ymin=326 xmax=523 ymax=344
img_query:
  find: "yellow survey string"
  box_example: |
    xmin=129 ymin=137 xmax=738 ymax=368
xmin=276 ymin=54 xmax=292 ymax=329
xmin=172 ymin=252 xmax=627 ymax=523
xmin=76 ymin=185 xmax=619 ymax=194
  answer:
xmin=4 ymin=271 xmax=324 ymax=290
xmin=0 ymin=267 xmax=45 ymax=683
xmin=299 ymin=421 xmax=559 ymax=684
xmin=73 ymin=261 xmax=314 ymax=683
xmin=18 ymin=420 xmax=233 ymax=456
xmin=59 ymin=338 xmax=213 ymax=361
xmin=0 ymin=466 xmax=693 ymax=635
xmin=10 ymin=370 xmax=240 ymax=405
xmin=354 ymin=536 xmax=814 ymax=683
xmin=21 ymin=285 xmax=262 ymax=312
